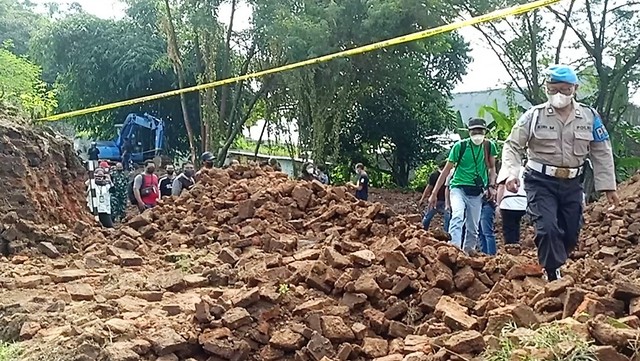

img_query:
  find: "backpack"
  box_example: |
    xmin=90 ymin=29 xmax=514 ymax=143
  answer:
xmin=127 ymin=179 xmax=138 ymax=204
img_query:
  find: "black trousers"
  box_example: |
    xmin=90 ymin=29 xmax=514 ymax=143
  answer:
xmin=524 ymin=169 xmax=583 ymax=270
xmin=98 ymin=213 xmax=114 ymax=228
xmin=501 ymin=209 xmax=526 ymax=245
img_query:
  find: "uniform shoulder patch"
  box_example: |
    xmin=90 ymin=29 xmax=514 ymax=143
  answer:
xmin=591 ymin=110 xmax=609 ymax=142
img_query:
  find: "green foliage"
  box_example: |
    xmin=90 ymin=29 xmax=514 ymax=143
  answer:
xmin=233 ymin=137 xmax=295 ymax=157
xmin=409 ymin=162 xmax=438 ymax=192
xmin=254 ymin=0 xmax=471 ymax=187
xmin=30 ymin=11 xmax=197 ymax=154
xmin=277 ymin=283 xmax=290 ymax=295
xmin=0 ymin=44 xmax=57 ymax=118
xmin=0 ymin=0 xmax=47 ymax=56
xmin=0 ymin=342 xmax=21 ymax=361
xmin=483 ymin=323 xmax=597 ymax=361
xmin=329 ymin=163 xmax=395 ymax=189
xmin=478 ymin=100 xmax=520 ymax=157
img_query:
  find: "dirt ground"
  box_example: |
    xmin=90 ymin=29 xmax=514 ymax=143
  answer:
xmin=2 ymin=111 xmax=640 ymax=361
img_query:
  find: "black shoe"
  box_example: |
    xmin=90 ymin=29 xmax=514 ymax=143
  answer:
xmin=545 ymin=268 xmax=561 ymax=281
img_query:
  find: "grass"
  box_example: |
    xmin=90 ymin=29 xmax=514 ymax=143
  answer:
xmin=483 ymin=322 xmax=597 ymax=361
xmin=0 ymin=342 xmax=21 ymax=361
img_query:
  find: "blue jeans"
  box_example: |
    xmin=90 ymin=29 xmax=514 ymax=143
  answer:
xmin=479 ymin=201 xmax=497 ymax=255
xmin=449 ymin=188 xmax=483 ymax=254
xmin=422 ymin=201 xmax=451 ymax=232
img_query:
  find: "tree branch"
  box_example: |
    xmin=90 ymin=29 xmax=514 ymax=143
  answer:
xmin=472 ymin=25 xmax=537 ymax=104
xmin=604 ymin=47 xmax=640 ymax=125
xmin=584 ymin=0 xmax=600 ymax=55
xmin=549 ymin=8 xmax=597 ymax=57
xmin=598 ymin=0 xmax=609 ymax=56
xmin=524 ymin=12 xmax=541 ymax=98
xmin=555 ymin=0 xmax=577 ymax=63
xmin=217 ymin=81 xmax=270 ymax=166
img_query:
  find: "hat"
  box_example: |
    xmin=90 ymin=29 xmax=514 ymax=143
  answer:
xmin=201 ymin=151 xmax=215 ymax=162
xmin=544 ymin=64 xmax=578 ymax=85
xmin=467 ymin=118 xmax=487 ymax=130
xmin=99 ymin=161 xmax=109 ymax=169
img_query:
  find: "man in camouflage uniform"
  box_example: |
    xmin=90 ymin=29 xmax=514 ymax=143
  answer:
xmin=110 ymin=162 xmax=129 ymax=222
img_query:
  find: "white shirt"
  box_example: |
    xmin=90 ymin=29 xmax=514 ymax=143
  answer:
xmin=86 ymin=180 xmax=112 ymax=214
xmin=498 ymin=166 xmax=527 ymax=211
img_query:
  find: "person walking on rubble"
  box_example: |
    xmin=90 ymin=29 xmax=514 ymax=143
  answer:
xmin=315 ymin=164 xmax=330 ymax=185
xmin=86 ymin=168 xmax=114 ymax=228
xmin=299 ymin=162 xmax=316 ymax=182
xmin=501 ymin=64 xmax=619 ymax=281
xmin=110 ymin=162 xmax=128 ymax=222
xmin=172 ymin=162 xmax=196 ymax=196
xmin=348 ymin=163 xmax=369 ymax=201
xmin=496 ymin=162 xmax=528 ymax=245
xmin=428 ymin=118 xmax=498 ymax=254
xmin=478 ymin=189 xmax=497 ymax=255
xmin=419 ymin=161 xmax=451 ymax=232
xmin=133 ymin=161 xmax=160 ymax=212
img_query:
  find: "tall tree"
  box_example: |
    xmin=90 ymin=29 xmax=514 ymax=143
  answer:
xmin=30 ymin=13 xmax=195 ymax=154
xmin=0 ymin=0 xmax=47 ymax=56
xmin=162 ymin=0 xmax=197 ymax=163
xmin=0 ymin=46 xmax=57 ymax=118
xmin=253 ymin=0 xmax=470 ymax=182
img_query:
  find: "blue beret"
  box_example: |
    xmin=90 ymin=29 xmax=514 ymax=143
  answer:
xmin=544 ymin=64 xmax=578 ymax=85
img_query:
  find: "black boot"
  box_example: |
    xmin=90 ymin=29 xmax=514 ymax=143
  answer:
xmin=545 ymin=268 xmax=561 ymax=281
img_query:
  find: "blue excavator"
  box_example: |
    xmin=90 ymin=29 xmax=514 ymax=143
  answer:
xmin=93 ymin=113 xmax=165 ymax=164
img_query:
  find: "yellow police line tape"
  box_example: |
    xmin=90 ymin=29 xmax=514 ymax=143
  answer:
xmin=40 ymin=0 xmax=561 ymax=122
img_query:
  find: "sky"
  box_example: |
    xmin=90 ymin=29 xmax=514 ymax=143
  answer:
xmin=33 ymin=0 xmax=640 ymax=106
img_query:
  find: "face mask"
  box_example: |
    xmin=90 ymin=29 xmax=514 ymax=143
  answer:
xmin=470 ymin=134 xmax=485 ymax=145
xmin=147 ymin=167 xmax=155 ymax=174
xmin=204 ymin=162 xmax=213 ymax=168
xmin=306 ymin=168 xmax=314 ymax=174
xmin=167 ymin=170 xmax=174 ymax=176
xmin=548 ymin=92 xmax=573 ymax=109
xmin=185 ymin=170 xmax=194 ymax=177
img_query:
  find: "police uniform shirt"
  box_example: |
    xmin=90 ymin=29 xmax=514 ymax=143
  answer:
xmin=502 ymin=100 xmax=616 ymax=192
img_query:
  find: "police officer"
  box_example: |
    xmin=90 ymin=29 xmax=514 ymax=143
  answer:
xmin=502 ymin=64 xmax=620 ymax=281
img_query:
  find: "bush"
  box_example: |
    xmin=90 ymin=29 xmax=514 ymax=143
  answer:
xmin=409 ymin=162 xmax=438 ymax=192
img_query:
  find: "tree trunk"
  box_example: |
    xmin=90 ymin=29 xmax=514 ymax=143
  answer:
xmin=201 ymin=29 xmax=219 ymax=153
xmin=254 ymin=114 xmax=269 ymax=159
xmin=218 ymin=0 xmax=237 ymax=127
xmin=194 ymin=34 xmax=207 ymax=153
xmin=163 ymin=0 xmax=196 ymax=164
xmin=216 ymin=84 xmax=268 ymax=166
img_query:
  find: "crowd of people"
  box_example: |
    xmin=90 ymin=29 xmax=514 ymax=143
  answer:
xmin=420 ymin=64 xmax=619 ymax=282
xmin=85 ymin=154 xmax=204 ymax=228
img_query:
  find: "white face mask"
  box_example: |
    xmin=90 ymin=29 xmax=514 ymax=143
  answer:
xmin=306 ymin=167 xmax=314 ymax=174
xmin=548 ymin=92 xmax=573 ymax=109
xmin=470 ymin=134 xmax=485 ymax=145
